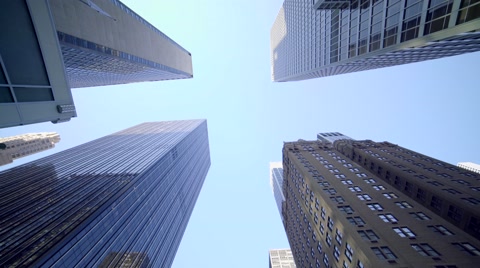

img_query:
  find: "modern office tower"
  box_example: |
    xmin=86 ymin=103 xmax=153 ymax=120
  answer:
xmin=317 ymin=132 xmax=353 ymax=144
xmin=50 ymin=0 xmax=193 ymax=88
xmin=281 ymin=139 xmax=480 ymax=268
xmin=271 ymin=0 xmax=480 ymax=82
xmin=0 ymin=132 xmax=60 ymax=166
xmin=458 ymin=162 xmax=480 ymax=174
xmin=1 ymin=0 xmax=192 ymax=128
xmin=271 ymin=162 xmax=286 ymax=224
xmin=0 ymin=120 xmax=210 ymax=268
xmin=269 ymin=249 xmax=296 ymax=268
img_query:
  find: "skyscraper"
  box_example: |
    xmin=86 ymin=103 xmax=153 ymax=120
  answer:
xmin=270 ymin=162 xmax=286 ymax=224
xmin=269 ymin=249 xmax=296 ymax=268
xmin=271 ymin=0 xmax=480 ymax=82
xmin=0 ymin=132 xmax=60 ymax=166
xmin=279 ymin=137 xmax=480 ymax=267
xmin=458 ymin=162 xmax=480 ymax=174
xmin=317 ymin=132 xmax=353 ymax=144
xmin=0 ymin=120 xmax=210 ymax=267
xmin=0 ymin=0 xmax=192 ymax=128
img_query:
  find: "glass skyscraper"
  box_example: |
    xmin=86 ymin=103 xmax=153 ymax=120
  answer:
xmin=0 ymin=120 xmax=210 ymax=267
xmin=271 ymin=0 xmax=480 ymax=82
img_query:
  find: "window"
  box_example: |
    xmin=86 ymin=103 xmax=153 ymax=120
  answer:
xmin=364 ymin=178 xmax=376 ymax=184
xmin=358 ymin=230 xmax=379 ymax=242
xmin=395 ymin=201 xmax=413 ymax=209
xmin=320 ymin=222 xmax=325 ymax=234
xmin=335 ymin=229 xmax=343 ymax=244
xmin=330 ymin=196 xmax=345 ymax=204
xmin=371 ymin=246 xmax=397 ymax=260
xmin=452 ymin=242 xmax=480 ymax=256
xmin=416 ymin=188 xmax=426 ymax=201
xmin=342 ymin=180 xmax=354 ymax=185
xmin=357 ymin=194 xmax=372 ymax=201
xmin=430 ymin=196 xmax=443 ymax=211
xmin=348 ymin=186 xmax=362 ymax=192
xmin=356 ymin=173 xmax=367 ymax=178
xmin=321 ymin=207 xmax=326 ymax=219
xmin=448 ymin=205 xmax=463 ymax=222
xmin=428 ymin=225 xmax=454 ymax=235
xmin=357 ymin=260 xmax=364 ymax=268
xmin=317 ymin=241 xmax=323 ymax=253
xmin=326 ymin=233 xmax=332 ymax=247
xmin=367 ymin=203 xmax=383 ymax=211
xmin=324 ymin=188 xmax=337 ymax=195
xmin=334 ymin=245 xmax=341 ymax=261
xmin=383 ymin=192 xmax=398 ymax=199
xmin=345 ymin=243 xmax=354 ymax=262
xmin=452 ymin=179 xmax=471 ymax=186
xmin=335 ymin=174 xmax=347 ymax=179
xmin=339 ymin=205 xmax=354 ymax=214
xmin=411 ymin=243 xmax=441 ymax=257
xmin=347 ymin=216 xmax=365 ymax=226
xmin=328 ymin=217 xmax=334 ymax=230
xmin=443 ymin=188 xmax=461 ymax=195
xmin=393 ymin=227 xmax=416 ymax=238
xmin=343 ymin=260 xmax=349 ymax=268
xmin=372 ymin=185 xmax=386 ymax=190
xmin=378 ymin=213 xmax=398 ymax=223
xmin=349 ymin=168 xmax=360 ymax=172
xmin=428 ymin=181 xmax=444 ymax=187
xmin=323 ymin=254 xmax=329 ymax=266
xmin=410 ymin=212 xmax=431 ymax=220
xmin=462 ymin=197 xmax=480 ymax=205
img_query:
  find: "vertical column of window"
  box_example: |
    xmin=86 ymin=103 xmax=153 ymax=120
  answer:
xmin=457 ymin=0 xmax=480 ymax=25
xmin=370 ymin=0 xmax=384 ymax=51
xmin=349 ymin=1 xmax=360 ymax=58
xmin=401 ymin=0 xmax=423 ymax=41
xmin=340 ymin=10 xmax=350 ymax=61
xmin=330 ymin=10 xmax=341 ymax=63
xmin=424 ymin=0 xmax=454 ymax=35
xmin=358 ymin=1 xmax=371 ymax=55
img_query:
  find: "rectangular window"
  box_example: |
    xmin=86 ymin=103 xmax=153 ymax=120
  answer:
xmin=334 ymin=245 xmax=341 ymax=261
xmin=395 ymin=201 xmax=413 ymax=208
xmin=324 ymin=188 xmax=337 ymax=195
xmin=443 ymin=188 xmax=461 ymax=195
xmin=320 ymin=222 xmax=325 ymax=235
xmin=339 ymin=205 xmax=355 ymax=214
xmin=356 ymin=173 xmax=367 ymax=178
xmin=328 ymin=216 xmax=334 ymax=230
xmin=317 ymin=241 xmax=323 ymax=253
xmin=452 ymin=242 xmax=480 ymax=256
xmin=448 ymin=205 xmax=463 ymax=222
xmin=342 ymin=180 xmax=354 ymax=185
xmin=321 ymin=207 xmax=326 ymax=219
xmin=373 ymin=185 xmax=386 ymax=190
xmin=357 ymin=194 xmax=372 ymax=201
xmin=326 ymin=233 xmax=332 ymax=247
xmin=358 ymin=230 xmax=379 ymax=241
xmin=462 ymin=197 xmax=480 ymax=205
xmin=357 ymin=260 xmax=364 ymax=268
xmin=345 ymin=243 xmax=354 ymax=262
xmin=348 ymin=186 xmax=362 ymax=192
xmin=411 ymin=243 xmax=441 ymax=257
xmin=383 ymin=192 xmax=398 ymax=199
xmin=428 ymin=225 xmax=454 ymax=235
xmin=335 ymin=228 xmax=343 ymax=244
xmin=364 ymin=178 xmax=376 ymax=184
xmin=367 ymin=203 xmax=384 ymax=211
xmin=430 ymin=196 xmax=443 ymax=211
xmin=410 ymin=212 xmax=431 ymax=220
xmin=393 ymin=226 xmax=416 ymax=238
xmin=347 ymin=216 xmax=366 ymax=226
xmin=330 ymin=196 xmax=345 ymax=204
xmin=371 ymin=246 xmax=397 ymax=260
xmin=378 ymin=213 xmax=398 ymax=223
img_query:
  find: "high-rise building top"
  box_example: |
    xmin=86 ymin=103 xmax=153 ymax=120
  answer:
xmin=458 ymin=162 xmax=480 ymax=174
xmin=278 ymin=138 xmax=480 ymax=268
xmin=317 ymin=132 xmax=353 ymax=144
xmin=271 ymin=0 xmax=480 ymax=82
xmin=0 ymin=120 xmax=210 ymax=267
xmin=0 ymin=132 xmax=60 ymax=166
xmin=50 ymin=0 xmax=193 ymax=88
xmin=270 ymin=162 xmax=286 ymax=223
xmin=1 ymin=0 xmax=192 ymax=128
xmin=269 ymin=249 xmax=296 ymax=268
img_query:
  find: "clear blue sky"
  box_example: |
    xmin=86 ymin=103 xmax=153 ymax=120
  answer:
xmin=1 ymin=0 xmax=480 ymax=267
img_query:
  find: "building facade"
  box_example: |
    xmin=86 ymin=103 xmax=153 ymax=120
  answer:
xmin=271 ymin=0 xmax=480 ymax=82
xmin=0 ymin=132 xmax=60 ymax=166
xmin=458 ymin=162 xmax=480 ymax=174
xmin=280 ymin=139 xmax=480 ymax=268
xmin=271 ymin=162 xmax=287 ymax=224
xmin=1 ymin=0 xmax=192 ymax=128
xmin=0 ymin=120 xmax=210 ymax=268
xmin=269 ymin=249 xmax=297 ymax=268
